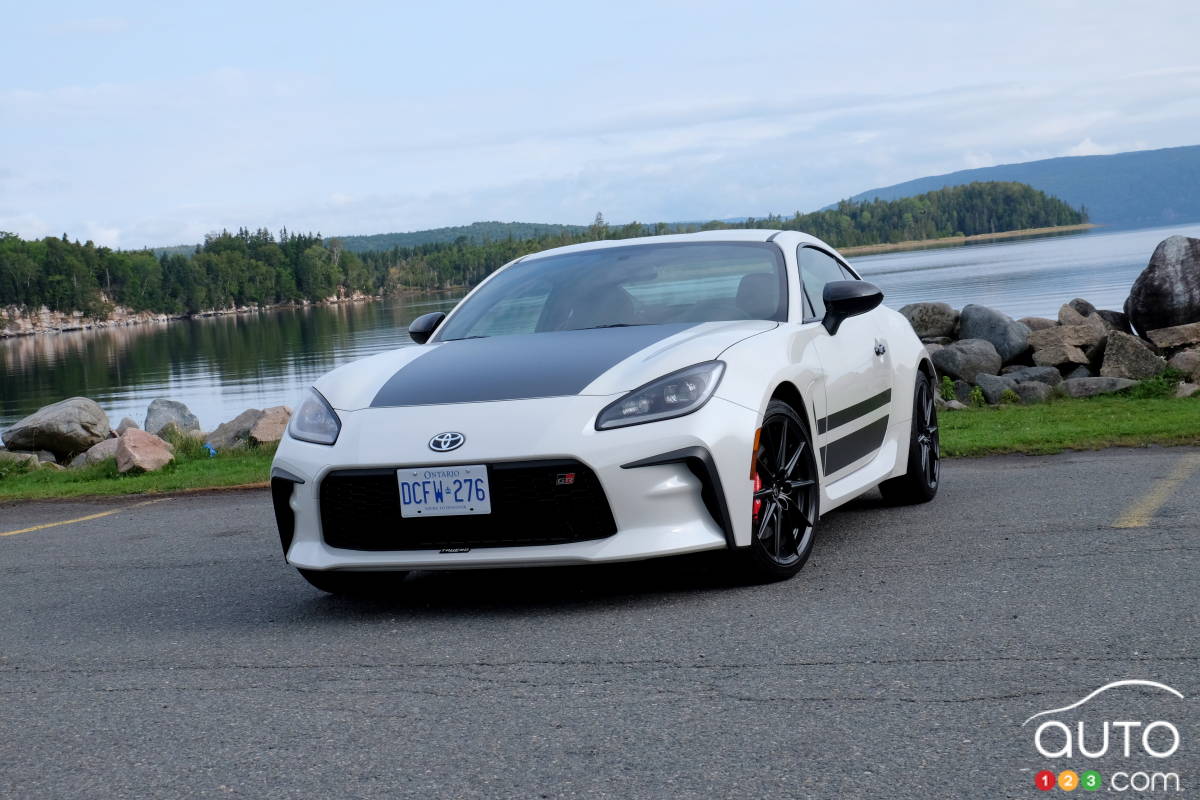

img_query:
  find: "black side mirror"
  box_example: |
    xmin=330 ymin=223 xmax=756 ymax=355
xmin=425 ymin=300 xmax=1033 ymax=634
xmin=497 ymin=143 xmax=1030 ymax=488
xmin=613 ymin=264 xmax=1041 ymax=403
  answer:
xmin=407 ymin=311 xmax=446 ymax=344
xmin=822 ymin=281 xmax=883 ymax=335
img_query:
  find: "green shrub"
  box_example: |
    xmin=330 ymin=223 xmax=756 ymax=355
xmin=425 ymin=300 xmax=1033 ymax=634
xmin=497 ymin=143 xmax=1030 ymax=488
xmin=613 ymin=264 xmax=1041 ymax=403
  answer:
xmin=939 ymin=375 xmax=956 ymax=401
xmin=969 ymin=386 xmax=986 ymax=408
xmin=1126 ymin=368 xmax=1185 ymax=400
xmin=999 ymin=388 xmax=1021 ymax=405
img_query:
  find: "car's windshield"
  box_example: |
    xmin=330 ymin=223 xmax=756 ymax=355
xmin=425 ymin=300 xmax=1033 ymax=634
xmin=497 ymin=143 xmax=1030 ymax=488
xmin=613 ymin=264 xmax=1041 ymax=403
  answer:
xmin=436 ymin=241 xmax=787 ymax=341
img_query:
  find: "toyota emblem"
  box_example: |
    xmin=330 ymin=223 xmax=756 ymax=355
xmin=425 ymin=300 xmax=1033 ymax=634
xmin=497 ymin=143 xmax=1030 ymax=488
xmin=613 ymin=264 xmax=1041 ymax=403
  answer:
xmin=428 ymin=432 xmax=465 ymax=452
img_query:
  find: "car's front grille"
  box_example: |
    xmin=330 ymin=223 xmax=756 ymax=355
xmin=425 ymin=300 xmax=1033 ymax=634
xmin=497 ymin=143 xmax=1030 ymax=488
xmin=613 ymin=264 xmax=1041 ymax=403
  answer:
xmin=318 ymin=459 xmax=617 ymax=550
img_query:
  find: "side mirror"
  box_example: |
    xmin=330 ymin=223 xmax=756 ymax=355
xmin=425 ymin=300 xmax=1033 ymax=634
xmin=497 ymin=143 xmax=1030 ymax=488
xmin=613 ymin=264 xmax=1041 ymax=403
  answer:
xmin=822 ymin=281 xmax=883 ymax=335
xmin=407 ymin=311 xmax=446 ymax=344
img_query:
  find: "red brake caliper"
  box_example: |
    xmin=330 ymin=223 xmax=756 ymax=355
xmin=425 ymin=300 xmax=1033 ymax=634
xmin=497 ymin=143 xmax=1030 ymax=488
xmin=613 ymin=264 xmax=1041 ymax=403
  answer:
xmin=752 ymin=473 xmax=763 ymax=520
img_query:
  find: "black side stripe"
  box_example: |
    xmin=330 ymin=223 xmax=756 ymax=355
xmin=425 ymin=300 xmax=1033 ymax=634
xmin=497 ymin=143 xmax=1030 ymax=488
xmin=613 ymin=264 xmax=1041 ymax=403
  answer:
xmin=817 ymin=389 xmax=891 ymax=434
xmin=821 ymin=416 xmax=889 ymax=475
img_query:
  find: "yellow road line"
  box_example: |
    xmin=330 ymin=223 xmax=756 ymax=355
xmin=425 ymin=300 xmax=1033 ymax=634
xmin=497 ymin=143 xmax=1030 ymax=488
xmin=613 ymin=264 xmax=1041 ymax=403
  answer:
xmin=0 ymin=498 xmax=170 ymax=537
xmin=1112 ymin=453 xmax=1200 ymax=529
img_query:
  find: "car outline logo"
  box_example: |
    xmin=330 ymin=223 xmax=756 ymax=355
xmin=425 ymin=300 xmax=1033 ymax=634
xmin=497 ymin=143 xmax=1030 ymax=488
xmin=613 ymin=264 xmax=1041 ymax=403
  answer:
xmin=428 ymin=432 xmax=465 ymax=452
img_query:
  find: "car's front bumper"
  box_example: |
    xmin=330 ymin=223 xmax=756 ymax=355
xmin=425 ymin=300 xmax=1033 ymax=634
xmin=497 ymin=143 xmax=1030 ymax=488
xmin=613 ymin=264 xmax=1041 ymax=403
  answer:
xmin=270 ymin=394 xmax=759 ymax=571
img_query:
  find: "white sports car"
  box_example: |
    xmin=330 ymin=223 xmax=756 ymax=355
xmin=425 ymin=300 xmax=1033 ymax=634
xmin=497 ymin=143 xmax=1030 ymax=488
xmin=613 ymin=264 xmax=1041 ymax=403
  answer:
xmin=270 ymin=230 xmax=940 ymax=592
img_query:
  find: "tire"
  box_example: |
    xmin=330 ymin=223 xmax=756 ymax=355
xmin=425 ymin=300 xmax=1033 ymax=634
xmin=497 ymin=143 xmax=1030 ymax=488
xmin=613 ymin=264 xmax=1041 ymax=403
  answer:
xmin=878 ymin=370 xmax=940 ymax=505
xmin=297 ymin=568 xmax=409 ymax=595
xmin=736 ymin=399 xmax=821 ymax=582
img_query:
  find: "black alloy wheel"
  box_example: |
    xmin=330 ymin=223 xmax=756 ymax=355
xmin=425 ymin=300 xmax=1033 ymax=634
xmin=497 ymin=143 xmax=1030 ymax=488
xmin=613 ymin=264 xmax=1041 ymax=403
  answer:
xmin=879 ymin=371 xmax=940 ymax=504
xmin=741 ymin=399 xmax=820 ymax=581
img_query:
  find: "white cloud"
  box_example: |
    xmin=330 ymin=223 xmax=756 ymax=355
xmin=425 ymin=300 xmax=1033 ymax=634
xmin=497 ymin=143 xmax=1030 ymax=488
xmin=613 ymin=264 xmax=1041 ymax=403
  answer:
xmin=1065 ymin=137 xmax=1117 ymax=157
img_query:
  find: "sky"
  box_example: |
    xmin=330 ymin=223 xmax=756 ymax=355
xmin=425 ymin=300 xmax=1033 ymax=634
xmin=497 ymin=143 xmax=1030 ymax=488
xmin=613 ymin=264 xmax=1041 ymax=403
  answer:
xmin=2 ymin=0 xmax=1199 ymax=249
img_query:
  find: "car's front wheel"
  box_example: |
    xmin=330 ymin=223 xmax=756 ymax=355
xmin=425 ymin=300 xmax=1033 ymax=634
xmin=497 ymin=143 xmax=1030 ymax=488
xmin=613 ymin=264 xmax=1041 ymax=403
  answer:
xmin=298 ymin=568 xmax=410 ymax=595
xmin=738 ymin=400 xmax=820 ymax=582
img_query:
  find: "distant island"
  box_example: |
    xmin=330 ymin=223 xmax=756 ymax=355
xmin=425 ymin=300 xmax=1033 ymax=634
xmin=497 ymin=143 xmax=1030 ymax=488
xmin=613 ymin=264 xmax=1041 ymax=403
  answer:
xmin=0 ymin=181 xmax=1085 ymax=319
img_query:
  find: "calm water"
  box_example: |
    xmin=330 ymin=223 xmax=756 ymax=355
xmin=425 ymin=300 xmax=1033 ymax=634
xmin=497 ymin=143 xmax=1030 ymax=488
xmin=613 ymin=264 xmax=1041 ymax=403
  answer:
xmin=2 ymin=222 xmax=1198 ymax=431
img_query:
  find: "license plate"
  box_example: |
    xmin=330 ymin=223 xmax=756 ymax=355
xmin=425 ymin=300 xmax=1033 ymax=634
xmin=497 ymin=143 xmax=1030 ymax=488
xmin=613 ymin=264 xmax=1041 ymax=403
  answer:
xmin=397 ymin=464 xmax=491 ymax=518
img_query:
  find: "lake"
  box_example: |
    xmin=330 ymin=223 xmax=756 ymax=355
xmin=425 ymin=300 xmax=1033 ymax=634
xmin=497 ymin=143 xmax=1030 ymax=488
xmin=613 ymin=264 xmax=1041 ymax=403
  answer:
xmin=3 ymin=222 xmax=1198 ymax=431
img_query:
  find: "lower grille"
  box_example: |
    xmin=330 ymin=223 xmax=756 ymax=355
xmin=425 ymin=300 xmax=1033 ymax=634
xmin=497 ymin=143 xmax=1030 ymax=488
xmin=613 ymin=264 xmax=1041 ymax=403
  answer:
xmin=318 ymin=459 xmax=617 ymax=550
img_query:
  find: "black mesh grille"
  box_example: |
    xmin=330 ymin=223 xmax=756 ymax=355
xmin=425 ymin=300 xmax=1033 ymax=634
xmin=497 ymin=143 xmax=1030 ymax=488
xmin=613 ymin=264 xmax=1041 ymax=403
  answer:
xmin=318 ymin=460 xmax=617 ymax=550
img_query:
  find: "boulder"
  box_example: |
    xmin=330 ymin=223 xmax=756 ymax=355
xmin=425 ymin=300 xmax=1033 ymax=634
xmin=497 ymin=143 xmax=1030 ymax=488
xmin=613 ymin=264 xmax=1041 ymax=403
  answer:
xmin=1017 ymin=316 xmax=1058 ymax=331
xmin=930 ymin=339 xmax=1002 ymax=382
xmin=951 ymin=379 xmax=974 ymax=405
xmin=1146 ymin=322 xmax=1200 ymax=350
xmin=1064 ymin=365 xmax=1093 ymax=380
xmin=1125 ymin=235 xmax=1200 ymax=334
xmin=0 ymin=451 xmax=40 ymax=471
xmin=1014 ymin=381 xmax=1053 ymax=404
xmin=68 ymin=438 xmax=120 ymax=468
xmin=1099 ymin=331 xmax=1167 ymax=380
xmin=1028 ymin=324 xmax=1105 ymax=351
xmin=974 ymin=373 xmax=1018 ymax=405
xmin=1166 ymin=347 xmax=1200 ymax=380
xmin=207 ymin=409 xmax=265 ymax=451
xmin=923 ymin=342 xmax=944 ymax=357
xmin=1032 ymin=342 xmax=1089 ymax=368
xmin=1095 ymin=309 xmax=1132 ymax=334
xmin=1176 ymin=383 xmax=1199 ymax=399
xmin=115 ymin=417 xmax=140 ymax=436
xmin=1000 ymin=365 xmax=1063 ymax=386
xmin=1 ymin=397 xmax=111 ymax=458
xmin=116 ymin=429 xmax=175 ymax=474
xmin=921 ymin=336 xmax=954 ymax=346
xmin=144 ymin=399 xmax=200 ymax=437
xmin=943 ymin=399 xmax=969 ymax=412
xmin=34 ymin=450 xmax=57 ymax=463
xmin=1066 ymin=298 xmax=1097 ymax=316
xmin=1060 ymin=377 xmax=1136 ymax=398
xmin=249 ymin=406 xmax=292 ymax=445
xmin=958 ymin=304 xmax=1031 ymax=363
xmin=900 ymin=302 xmax=959 ymax=339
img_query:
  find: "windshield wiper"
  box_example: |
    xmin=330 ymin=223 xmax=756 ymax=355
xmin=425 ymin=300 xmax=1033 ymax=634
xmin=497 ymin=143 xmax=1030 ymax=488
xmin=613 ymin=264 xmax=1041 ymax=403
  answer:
xmin=442 ymin=335 xmax=489 ymax=341
xmin=575 ymin=323 xmax=648 ymax=330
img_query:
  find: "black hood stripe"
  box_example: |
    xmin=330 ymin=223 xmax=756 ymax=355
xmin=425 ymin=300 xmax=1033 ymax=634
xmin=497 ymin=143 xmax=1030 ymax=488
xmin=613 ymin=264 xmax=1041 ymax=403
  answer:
xmin=370 ymin=324 xmax=696 ymax=407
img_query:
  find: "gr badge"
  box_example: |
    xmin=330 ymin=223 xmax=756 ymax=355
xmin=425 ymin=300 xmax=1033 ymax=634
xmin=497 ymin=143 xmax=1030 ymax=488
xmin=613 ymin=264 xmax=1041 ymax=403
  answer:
xmin=555 ymin=473 xmax=576 ymax=486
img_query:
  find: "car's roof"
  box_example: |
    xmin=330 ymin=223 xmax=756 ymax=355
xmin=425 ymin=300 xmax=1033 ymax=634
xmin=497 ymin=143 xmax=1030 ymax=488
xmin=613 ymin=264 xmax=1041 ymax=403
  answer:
xmin=520 ymin=228 xmax=807 ymax=261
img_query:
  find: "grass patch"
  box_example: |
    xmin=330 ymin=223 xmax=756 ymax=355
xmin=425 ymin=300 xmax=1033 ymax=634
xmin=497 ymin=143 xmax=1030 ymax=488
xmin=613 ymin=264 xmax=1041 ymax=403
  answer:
xmin=0 ymin=438 xmax=277 ymax=501
xmin=941 ymin=393 xmax=1200 ymax=457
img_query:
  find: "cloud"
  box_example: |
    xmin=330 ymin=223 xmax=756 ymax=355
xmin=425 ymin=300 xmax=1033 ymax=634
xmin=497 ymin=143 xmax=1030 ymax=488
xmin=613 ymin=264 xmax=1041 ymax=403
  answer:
xmin=3 ymin=59 xmax=1199 ymax=247
xmin=1065 ymin=137 xmax=1118 ymax=157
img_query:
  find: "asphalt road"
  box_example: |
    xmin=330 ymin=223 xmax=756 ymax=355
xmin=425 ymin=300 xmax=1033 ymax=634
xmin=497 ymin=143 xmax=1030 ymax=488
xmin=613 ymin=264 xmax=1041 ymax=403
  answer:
xmin=2 ymin=448 xmax=1198 ymax=799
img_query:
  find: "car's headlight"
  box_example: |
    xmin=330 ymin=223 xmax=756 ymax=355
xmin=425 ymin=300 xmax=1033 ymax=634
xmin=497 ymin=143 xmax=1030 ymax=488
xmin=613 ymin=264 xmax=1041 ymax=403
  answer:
xmin=595 ymin=361 xmax=725 ymax=430
xmin=288 ymin=388 xmax=342 ymax=445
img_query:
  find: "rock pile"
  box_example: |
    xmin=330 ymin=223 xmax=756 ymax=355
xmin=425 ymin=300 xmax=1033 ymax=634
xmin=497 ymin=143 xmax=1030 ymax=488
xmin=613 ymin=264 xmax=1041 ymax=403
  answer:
xmin=2 ymin=399 xmax=291 ymax=474
xmin=904 ymin=259 xmax=1200 ymax=409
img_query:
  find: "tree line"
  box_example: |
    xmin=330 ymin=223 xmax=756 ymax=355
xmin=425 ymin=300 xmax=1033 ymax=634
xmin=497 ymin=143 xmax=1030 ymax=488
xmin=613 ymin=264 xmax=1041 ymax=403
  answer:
xmin=0 ymin=181 xmax=1085 ymax=315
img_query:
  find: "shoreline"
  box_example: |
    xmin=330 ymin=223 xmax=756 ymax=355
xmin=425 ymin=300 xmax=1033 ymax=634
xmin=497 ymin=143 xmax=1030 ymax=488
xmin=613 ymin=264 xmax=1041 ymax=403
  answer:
xmin=839 ymin=223 xmax=1097 ymax=257
xmin=0 ymin=293 xmax=385 ymax=340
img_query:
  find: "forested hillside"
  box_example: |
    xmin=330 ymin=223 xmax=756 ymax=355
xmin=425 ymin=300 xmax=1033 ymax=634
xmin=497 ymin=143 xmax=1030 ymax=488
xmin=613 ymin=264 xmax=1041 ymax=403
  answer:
xmin=0 ymin=182 xmax=1085 ymax=315
xmin=337 ymin=221 xmax=587 ymax=252
xmin=839 ymin=144 xmax=1200 ymax=228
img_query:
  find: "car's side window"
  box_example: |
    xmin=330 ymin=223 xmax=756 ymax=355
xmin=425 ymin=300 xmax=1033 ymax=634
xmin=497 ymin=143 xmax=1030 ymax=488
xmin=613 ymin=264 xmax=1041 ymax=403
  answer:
xmin=797 ymin=246 xmax=856 ymax=321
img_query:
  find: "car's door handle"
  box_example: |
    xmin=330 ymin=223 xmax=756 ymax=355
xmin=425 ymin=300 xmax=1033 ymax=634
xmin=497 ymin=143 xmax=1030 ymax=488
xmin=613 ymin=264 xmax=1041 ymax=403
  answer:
xmin=874 ymin=340 xmax=887 ymax=356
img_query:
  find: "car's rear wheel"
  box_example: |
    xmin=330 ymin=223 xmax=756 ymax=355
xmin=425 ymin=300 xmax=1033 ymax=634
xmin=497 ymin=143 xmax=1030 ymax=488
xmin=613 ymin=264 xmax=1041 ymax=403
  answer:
xmin=297 ymin=568 xmax=409 ymax=595
xmin=738 ymin=400 xmax=820 ymax=582
xmin=878 ymin=370 xmax=940 ymax=504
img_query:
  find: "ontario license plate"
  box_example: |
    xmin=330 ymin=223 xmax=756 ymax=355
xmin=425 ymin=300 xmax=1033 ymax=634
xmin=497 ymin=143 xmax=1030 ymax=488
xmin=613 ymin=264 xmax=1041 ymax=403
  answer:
xmin=397 ymin=464 xmax=491 ymax=518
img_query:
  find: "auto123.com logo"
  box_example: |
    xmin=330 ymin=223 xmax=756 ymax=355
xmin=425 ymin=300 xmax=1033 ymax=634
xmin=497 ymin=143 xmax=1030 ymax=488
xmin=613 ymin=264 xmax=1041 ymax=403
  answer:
xmin=1024 ymin=680 xmax=1184 ymax=793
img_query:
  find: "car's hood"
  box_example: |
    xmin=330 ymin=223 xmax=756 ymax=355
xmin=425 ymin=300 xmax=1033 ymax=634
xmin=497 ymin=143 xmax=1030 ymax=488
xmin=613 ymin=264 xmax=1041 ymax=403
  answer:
xmin=316 ymin=320 xmax=776 ymax=410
